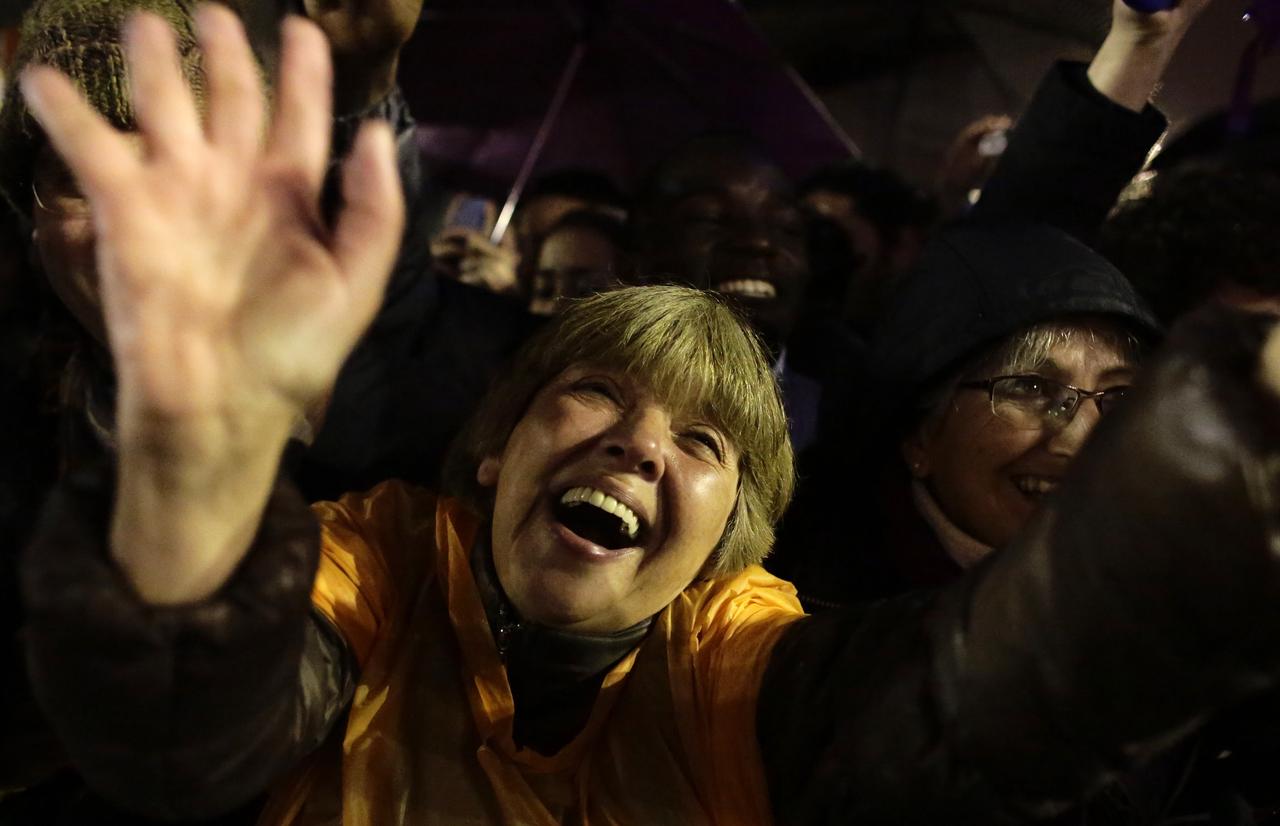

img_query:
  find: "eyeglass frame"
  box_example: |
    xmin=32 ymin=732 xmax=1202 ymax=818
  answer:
xmin=957 ymin=374 xmax=1130 ymax=431
xmin=32 ymin=179 xmax=91 ymax=217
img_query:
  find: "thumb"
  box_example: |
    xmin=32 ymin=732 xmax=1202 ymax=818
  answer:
xmin=332 ymin=120 xmax=404 ymax=328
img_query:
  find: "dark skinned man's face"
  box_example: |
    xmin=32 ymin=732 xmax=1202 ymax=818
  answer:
xmin=636 ymin=146 xmax=809 ymax=357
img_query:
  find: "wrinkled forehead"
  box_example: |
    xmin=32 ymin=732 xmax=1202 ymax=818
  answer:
xmin=552 ymin=359 xmax=725 ymax=420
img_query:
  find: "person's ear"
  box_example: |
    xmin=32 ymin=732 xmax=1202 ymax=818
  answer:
xmin=900 ymin=430 xmax=931 ymax=479
xmin=476 ymin=455 xmax=502 ymax=488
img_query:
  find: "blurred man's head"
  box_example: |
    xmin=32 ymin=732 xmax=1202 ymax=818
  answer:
xmin=799 ymin=160 xmax=937 ymax=335
xmin=633 ymin=135 xmax=808 ymax=357
xmin=1101 ymin=165 xmax=1280 ymax=322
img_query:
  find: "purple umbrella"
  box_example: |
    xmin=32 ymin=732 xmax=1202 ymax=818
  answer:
xmin=398 ymin=0 xmax=860 ymax=242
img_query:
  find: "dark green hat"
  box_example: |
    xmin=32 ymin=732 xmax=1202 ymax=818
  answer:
xmin=0 ymin=0 xmax=205 ymax=226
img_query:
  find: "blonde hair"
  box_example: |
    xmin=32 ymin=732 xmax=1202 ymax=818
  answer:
xmin=446 ymin=285 xmax=795 ymax=575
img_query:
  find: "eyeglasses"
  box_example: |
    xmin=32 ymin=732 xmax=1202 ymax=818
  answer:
xmin=958 ymin=374 xmax=1130 ymax=431
xmin=32 ymin=180 xmax=91 ymax=217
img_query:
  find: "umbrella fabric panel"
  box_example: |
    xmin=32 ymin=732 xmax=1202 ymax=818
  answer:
xmin=401 ymin=0 xmax=857 ymax=194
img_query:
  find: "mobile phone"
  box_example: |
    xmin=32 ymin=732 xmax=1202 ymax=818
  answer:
xmin=444 ymin=195 xmax=496 ymax=234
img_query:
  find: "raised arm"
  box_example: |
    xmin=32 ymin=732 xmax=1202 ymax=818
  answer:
xmin=304 ymin=0 xmax=423 ymax=117
xmin=20 ymin=6 xmax=402 ymax=605
xmin=971 ymin=0 xmax=1213 ymax=241
xmin=1088 ymin=0 xmax=1213 ymax=113
xmin=19 ymin=5 xmax=401 ymax=816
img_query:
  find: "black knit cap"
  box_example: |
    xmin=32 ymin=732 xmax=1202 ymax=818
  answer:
xmin=870 ymin=221 xmax=1162 ymax=408
xmin=0 ymin=0 xmax=204 ymax=226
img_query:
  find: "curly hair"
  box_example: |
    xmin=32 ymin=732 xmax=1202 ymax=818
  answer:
xmin=1100 ymin=165 xmax=1280 ymax=323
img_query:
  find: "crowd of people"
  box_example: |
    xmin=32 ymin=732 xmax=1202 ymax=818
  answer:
xmin=3 ymin=0 xmax=1280 ymax=823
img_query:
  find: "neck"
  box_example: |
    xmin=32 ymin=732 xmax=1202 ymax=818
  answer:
xmin=469 ymin=538 xmax=653 ymax=754
xmin=910 ymin=480 xmax=994 ymax=570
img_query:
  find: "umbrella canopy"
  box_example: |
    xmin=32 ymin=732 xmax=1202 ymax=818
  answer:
xmin=747 ymin=0 xmax=1110 ymax=183
xmin=399 ymin=0 xmax=860 ymax=212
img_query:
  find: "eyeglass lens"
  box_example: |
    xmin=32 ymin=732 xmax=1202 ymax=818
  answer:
xmin=989 ymin=377 xmax=1127 ymax=430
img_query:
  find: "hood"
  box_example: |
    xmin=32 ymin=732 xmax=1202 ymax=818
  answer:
xmin=870 ymin=220 xmax=1161 ymax=408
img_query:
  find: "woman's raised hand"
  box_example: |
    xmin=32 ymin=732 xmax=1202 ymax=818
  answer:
xmin=21 ymin=4 xmax=403 ymax=443
xmin=20 ymin=5 xmax=404 ymax=604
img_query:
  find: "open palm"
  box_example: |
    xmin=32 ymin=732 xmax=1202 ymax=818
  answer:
xmin=21 ymin=6 xmax=403 ymax=430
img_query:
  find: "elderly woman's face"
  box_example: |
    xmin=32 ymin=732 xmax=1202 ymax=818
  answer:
xmin=904 ymin=326 xmax=1136 ymax=549
xmin=478 ymin=365 xmax=740 ymax=633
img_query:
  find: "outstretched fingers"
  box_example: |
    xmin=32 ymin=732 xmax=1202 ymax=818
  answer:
xmin=19 ymin=67 xmax=139 ymax=209
xmin=332 ymin=121 xmax=404 ymax=327
xmin=196 ymin=4 xmax=265 ymax=159
xmin=268 ymin=16 xmax=333 ymax=195
xmin=124 ymin=12 xmax=205 ymax=161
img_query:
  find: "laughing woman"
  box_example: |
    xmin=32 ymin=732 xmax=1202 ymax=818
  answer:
xmin=20 ymin=8 xmax=1280 ymax=826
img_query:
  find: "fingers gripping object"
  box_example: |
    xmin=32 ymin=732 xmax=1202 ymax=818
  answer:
xmin=1124 ymin=0 xmax=1178 ymax=10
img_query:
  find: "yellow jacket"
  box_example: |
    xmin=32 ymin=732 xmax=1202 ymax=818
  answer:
xmin=259 ymin=481 xmax=805 ymax=825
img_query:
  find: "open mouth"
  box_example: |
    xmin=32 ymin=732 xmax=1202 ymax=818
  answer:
xmin=716 ymin=278 xmax=777 ymax=300
xmin=554 ymin=486 xmax=646 ymax=551
xmin=1012 ymin=475 xmax=1059 ymax=500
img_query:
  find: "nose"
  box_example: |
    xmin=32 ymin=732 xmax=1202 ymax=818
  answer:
xmin=601 ymin=404 xmax=667 ymax=481
xmin=729 ymin=221 xmax=776 ymax=258
xmin=1045 ymin=401 xmax=1101 ymax=458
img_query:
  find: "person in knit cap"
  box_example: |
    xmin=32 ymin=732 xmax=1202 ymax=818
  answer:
xmin=0 ymin=0 xmax=204 ymax=338
xmin=0 ymin=0 xmax=501 ymax=821
xmin=0 ymin=0 xmax=208 ymax=812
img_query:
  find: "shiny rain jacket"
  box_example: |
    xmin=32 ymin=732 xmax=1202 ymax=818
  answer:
xmin=259 ymin=484 xmax=802 ymax=825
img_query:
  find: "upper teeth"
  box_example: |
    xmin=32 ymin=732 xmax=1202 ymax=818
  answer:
xmin=560 ymin=486 xmax=641 ymax=539
xmin=1014 ymin=476 xmax=1058 ymax=496
xmin=717 ymin=279 xmax=776 ymax=299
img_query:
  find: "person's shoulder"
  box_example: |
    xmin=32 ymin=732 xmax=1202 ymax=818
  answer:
xmin=328 ymin=479 xmax=439 ymax=520
xmin=313 ymin=481 xmax=442 ymax=580
xmin=672 ymin=565 xmax=805 ymax=644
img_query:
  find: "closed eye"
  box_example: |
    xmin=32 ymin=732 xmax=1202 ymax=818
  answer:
xmin=572 ymin=378 xmax=621 ymax=404
xmin=681 ymin=428 xmax=726 ymax=463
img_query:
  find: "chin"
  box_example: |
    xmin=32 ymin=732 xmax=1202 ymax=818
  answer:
xmin=511 ymin=573 xmax=610 ymax=630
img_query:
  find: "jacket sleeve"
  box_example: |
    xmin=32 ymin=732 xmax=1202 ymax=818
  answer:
xmin=757 ymin=307 xmax=1280 ymax=824
xmin=970 ymin=61 xmax=1168 ymax=245
xmin=19 ymin=464 xmax=357 ymax=821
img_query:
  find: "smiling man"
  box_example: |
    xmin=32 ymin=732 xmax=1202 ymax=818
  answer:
xmin=632 ymin=135 xmax=846 ymax=455
xmin=634 ymin=135 xmax=810 ymax=360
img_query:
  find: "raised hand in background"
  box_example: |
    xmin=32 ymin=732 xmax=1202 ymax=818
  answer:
xmin=303 ymin=0 xmax=424 ymax=113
